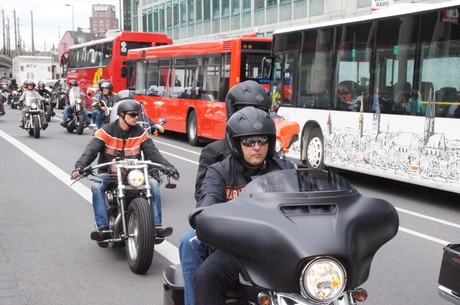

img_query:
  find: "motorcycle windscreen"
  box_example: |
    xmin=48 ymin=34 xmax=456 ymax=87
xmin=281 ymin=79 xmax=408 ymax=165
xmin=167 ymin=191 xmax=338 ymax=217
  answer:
xmin=25 ymin=96 xmax=41 ymax=108
xmin=194 ymin=169 xmax=399 ymax=292
xmin=68 ymin=87 xmax=81 ymax=107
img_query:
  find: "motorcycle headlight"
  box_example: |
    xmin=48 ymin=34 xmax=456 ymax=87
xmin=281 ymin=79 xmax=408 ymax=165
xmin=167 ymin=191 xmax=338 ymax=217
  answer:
xmin=76 ymin=98 xmax=82 ymax=104
xmin=300 ymin=257 xmax=347 ymax=303
xmin=31 ymin=102 xmax=38 ymax=109
xmin=127 ymin=170 xmax=145 ymax=187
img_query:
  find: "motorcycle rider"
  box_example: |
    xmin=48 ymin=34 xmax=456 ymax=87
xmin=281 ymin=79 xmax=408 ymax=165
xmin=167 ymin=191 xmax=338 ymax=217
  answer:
xmin=9 ymin=78 xmax=18 ymax=91
xmin=61 ymin=80 xmax=90 ymax=127
xmin=91 ymin=81 xmax=119 ymax=128
xmin=194 ymin=80 xmax=272 ymax=202
xmin=37 ymin=81 xmax=52 ymax=97
xmin=0 ymin=83 xmax=7 ymax=116
xmin=18 ymin=80 xmax=48 ymax=129
xmin=180 ymin=107 xmax=296 ymax=305
xmin=69 ymin=99 xmax=180 ymax=242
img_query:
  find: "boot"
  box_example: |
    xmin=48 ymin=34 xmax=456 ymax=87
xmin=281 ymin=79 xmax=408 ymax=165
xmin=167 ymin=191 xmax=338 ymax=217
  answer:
xmin=19 ymin=119 xmax=24 ymax=128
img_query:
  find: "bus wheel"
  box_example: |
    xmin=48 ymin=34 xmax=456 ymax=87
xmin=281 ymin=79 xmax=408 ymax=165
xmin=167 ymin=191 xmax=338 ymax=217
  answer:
xmin=302 ymin=127 xmax=324 ymax=169
xmin=187 ymin=111 xmax=199 ymax=146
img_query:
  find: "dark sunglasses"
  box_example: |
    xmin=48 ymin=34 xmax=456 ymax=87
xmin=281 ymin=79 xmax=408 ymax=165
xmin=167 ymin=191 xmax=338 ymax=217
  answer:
xmin=240 ymin=136 xmax=269 ymax=147
xmin=125 ymin=112 xmax=140 ymax=118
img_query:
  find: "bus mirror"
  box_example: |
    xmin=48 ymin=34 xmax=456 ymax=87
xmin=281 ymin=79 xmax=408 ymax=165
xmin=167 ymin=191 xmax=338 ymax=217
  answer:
xmin=121 ymin=67 xmax=127 ymax=78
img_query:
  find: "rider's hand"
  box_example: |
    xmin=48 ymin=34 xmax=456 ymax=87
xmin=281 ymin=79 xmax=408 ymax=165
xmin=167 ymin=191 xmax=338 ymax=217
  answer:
xmin=70 ymin=170 xmax=81 ymax=180
xmin=155 ymin=124 xmax=164 ymax=133
xmin=171 ymin=168 xmax=180 ymax=181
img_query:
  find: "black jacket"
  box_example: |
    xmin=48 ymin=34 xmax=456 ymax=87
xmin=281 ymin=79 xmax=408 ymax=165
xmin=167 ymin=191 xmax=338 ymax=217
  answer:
xmin=194 ymin=139 xmax=231 ymax=202
xmin=197 ymin=155 xmax=296 ymax=208
xmin=74 ymin=119 xmax=175 ymax=178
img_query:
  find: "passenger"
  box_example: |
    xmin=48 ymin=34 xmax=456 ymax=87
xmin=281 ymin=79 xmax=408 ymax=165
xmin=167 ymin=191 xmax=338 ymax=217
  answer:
xmin=405 ymin=89 xmax=424 ymax=116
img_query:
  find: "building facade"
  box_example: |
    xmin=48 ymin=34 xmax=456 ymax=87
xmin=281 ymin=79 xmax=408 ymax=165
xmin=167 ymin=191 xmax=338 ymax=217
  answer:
xmin=90 ymin=4 xmax=119 ymax=33
xmin=126 ymin=0 xmax=448 ymax=43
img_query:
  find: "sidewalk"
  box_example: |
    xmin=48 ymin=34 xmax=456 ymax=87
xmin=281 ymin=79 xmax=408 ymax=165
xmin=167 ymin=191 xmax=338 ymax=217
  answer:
xmin=0 ymin=245 xmax=28 ymax=305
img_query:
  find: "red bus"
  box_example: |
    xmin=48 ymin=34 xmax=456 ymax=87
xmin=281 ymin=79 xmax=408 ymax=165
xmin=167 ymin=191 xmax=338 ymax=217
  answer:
xmin=66 ymin=31 xmax=173 ymax=97
xmin=125 ymin=35 xmax=277 ymax=145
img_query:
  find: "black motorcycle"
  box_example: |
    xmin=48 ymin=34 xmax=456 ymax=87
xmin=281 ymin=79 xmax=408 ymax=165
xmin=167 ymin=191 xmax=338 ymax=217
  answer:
xmin=73 ymin=159 xmax=177 ymax=274
xmin=163 ymin=168 xmax=399 ymax=305
xmin=63 ymin=87 xmax=88 ymax=135
xmin=22 ymin=97 xmax=46 ymax=139
xmin=42 ymin=93 xmax=54 ymax=122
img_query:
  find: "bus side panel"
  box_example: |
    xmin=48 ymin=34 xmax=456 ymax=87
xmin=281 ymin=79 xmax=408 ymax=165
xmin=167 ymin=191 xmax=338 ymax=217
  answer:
xmin=194 ymin=100 xmax=226 ymax=139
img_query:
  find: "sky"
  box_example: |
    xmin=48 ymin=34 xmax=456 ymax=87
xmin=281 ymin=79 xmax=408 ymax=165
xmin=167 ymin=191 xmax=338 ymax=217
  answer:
xmin=1 ymin=0 xmax=120 ymax=52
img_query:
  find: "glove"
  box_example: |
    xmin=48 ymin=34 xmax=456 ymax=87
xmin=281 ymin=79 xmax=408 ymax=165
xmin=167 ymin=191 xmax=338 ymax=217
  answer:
xmin=167 ymin=167 xmax=180 ymax=180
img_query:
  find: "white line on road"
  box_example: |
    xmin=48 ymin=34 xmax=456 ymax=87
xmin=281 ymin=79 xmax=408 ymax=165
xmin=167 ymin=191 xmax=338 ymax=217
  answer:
xmin=0 ymin=129 xmax=456 ymax=255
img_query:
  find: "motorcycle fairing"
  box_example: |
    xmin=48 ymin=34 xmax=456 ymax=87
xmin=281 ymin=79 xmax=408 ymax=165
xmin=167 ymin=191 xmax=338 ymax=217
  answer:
xmin=193 ymin=169 xmax=399 ymax=293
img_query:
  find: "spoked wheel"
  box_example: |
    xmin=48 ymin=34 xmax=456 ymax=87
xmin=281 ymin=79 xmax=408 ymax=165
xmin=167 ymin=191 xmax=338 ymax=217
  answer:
xmin=126 ymin=198 xmax=155 ymax=274
xmin=33 ymin=117 xmax=40 ymax=139
xmin=187 ymin=110 xmax=200 ymax=146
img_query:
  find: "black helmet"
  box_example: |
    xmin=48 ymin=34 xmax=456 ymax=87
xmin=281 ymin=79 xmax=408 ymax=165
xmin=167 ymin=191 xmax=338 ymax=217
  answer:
xmin=98 ymin=79 xmax=108 ymax=90
xmin=117 ymin=89 xmax=134 ymax=100
xmin=225 ymin=80 xmax=272 ymax=120
xmin=226 ymin=106 xmax=276 ymax=159
xmin=100 ymin=81 xmax=113 ymax=93
xmin=69 ymin=80 xmax=78 ymax=86
xmin=117 ymin=99 xmax=141 ymax=115
xmin=37 ymin=81 xmax=45 ymax=88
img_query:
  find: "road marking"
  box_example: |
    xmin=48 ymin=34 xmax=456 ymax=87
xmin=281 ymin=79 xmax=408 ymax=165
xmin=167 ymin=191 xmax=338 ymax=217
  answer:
xmin=396 ymin=207 xmax=460 ymax=229
xmin=0 ymin=129 xmax=455 ymax=256
xmin=0 ymin=129 xmax=180 ymax=264
xmin=154 ymin=139 xmax=201 ymax=156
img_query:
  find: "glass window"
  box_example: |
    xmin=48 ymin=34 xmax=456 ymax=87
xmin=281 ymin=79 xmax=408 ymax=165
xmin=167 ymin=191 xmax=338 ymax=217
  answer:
xmin=232 ymin=0 xmax=240 ymax=15
xmin=201 ymin=56 xmax=221 ymax=101
xmin=419 ymin=8 xmax=460 ymax=118
xmin=222 ymin=0 xmax=230 ymax=17
xmin=204 ymin=0 xmax=211 ymax=20
xmin=188 ymin=0 xmax=195 ymax=23
xmin=243 ymin=0 xmax=251 ymax=12
xmin=255 ymin=0 xmax=264 ymax=10
xmin=212 ymin=0 xmax=220 ymax=19
xmin=196 ymin=0 xmax=202 ymax=21
xmin=159 ymin=5 xmax=165 ymax=31
xmin=334 ymin=22 xmax=373 ymax=112
xmin=374 ymin=16 xmax=419 ymax=115
xmin=267 ymin=0 xmax=277 ymax=8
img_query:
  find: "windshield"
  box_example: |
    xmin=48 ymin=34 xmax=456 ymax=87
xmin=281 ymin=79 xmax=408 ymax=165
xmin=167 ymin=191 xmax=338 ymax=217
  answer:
xmin=240 ymin=169 xmax=353 ymax=194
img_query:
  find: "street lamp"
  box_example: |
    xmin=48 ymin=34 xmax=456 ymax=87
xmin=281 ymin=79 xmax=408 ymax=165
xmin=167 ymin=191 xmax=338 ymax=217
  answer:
xmin=65 ymin=4 xmax=74 ymax=32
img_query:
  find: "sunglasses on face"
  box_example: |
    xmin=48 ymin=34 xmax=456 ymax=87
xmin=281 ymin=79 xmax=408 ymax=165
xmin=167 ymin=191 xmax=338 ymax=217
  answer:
xmin=125 ymin=112 xmax=140 ymax=118
xmin=240 ymin=136 xmax=269 ymax=147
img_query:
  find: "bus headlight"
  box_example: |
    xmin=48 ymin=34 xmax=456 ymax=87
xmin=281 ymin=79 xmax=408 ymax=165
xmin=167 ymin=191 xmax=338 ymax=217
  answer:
xmin=127 ymin=170 xmax=145 ymax=187
xmin=300 ymin=257 xmax=347 ymax=303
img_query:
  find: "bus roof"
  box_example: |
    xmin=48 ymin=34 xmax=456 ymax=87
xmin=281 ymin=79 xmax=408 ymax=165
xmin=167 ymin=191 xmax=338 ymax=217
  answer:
xmin=69 ymin=31 xmax=171 ymax=50
xmin=274 ymin=0 xmax=460 ymax=35
xmin=127 ymin=36 xmax=272 ymax=60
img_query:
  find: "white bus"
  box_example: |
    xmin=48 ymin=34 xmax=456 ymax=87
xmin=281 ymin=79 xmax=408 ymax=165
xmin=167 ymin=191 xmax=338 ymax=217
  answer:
xmin=270 ymin=1 xmax=460 ymax=193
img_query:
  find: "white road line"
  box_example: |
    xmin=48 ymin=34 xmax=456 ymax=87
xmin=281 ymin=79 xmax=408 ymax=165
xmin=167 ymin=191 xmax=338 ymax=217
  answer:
xmin=154 ymin=138 xmax=201 ymax=156
xmin=396 ymin=207 xmax=460 ymax=229
xmin=0 ymin=129 xmax=180 ymax=264
xmin=0 ymin=129 xmax=455 ymax=255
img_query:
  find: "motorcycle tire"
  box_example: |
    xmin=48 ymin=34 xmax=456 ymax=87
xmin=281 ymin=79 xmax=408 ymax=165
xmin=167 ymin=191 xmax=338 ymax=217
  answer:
xmin=33 ymin=117 xmax=40 ymax=139
xmin=76 ymin=114 xmax=84 ymax=135
xmin=45 ymin=105 xmax=52 ymax=122
xmin=126 ymin=198 xmax=155 ymax=274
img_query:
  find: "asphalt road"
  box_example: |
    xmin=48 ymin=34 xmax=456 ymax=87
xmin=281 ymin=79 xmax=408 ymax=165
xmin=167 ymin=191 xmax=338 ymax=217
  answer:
xmin=0 ymin=106 xmax=459 ymax=305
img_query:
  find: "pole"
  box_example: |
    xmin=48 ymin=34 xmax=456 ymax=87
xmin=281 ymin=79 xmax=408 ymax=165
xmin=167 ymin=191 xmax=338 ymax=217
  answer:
xmin=13 ymin=11 xmax=17 ymax=55
xmin=2 ymin=10 xmax=6 ymax=55
xmin=31 ymin=11 xmax=35 ymax=55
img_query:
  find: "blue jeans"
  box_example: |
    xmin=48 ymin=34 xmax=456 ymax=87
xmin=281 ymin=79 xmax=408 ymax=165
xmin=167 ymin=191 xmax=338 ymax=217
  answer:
xmin=179 ymin=230 xmax=210 ymax=305
xmin=92 ymin=109 xmax=105 ymax=128
xmin=63 ymin=105 xmax=89 ymax=123
xmin=91 ymin=173 xmax=162 ymax=229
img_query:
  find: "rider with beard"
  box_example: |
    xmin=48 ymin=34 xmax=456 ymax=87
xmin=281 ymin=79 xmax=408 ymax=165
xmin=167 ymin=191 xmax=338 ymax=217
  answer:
xmin=180 ymin=106 xmax=295 ymax=305
xmin=70 ymin=99 xmax=180 ymax=242
xmin=193 ymin=80 xmax=272 ymax=202
xmin=91 ymin=81 xmax=119 ymax=128
xmin=18 ymin=80 xmax=48 ymax=129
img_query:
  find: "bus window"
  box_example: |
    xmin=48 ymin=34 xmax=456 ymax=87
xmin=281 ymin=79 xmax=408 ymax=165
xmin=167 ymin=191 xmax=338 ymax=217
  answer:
xmin=334 ymin=22 xmax=372 ymax=112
